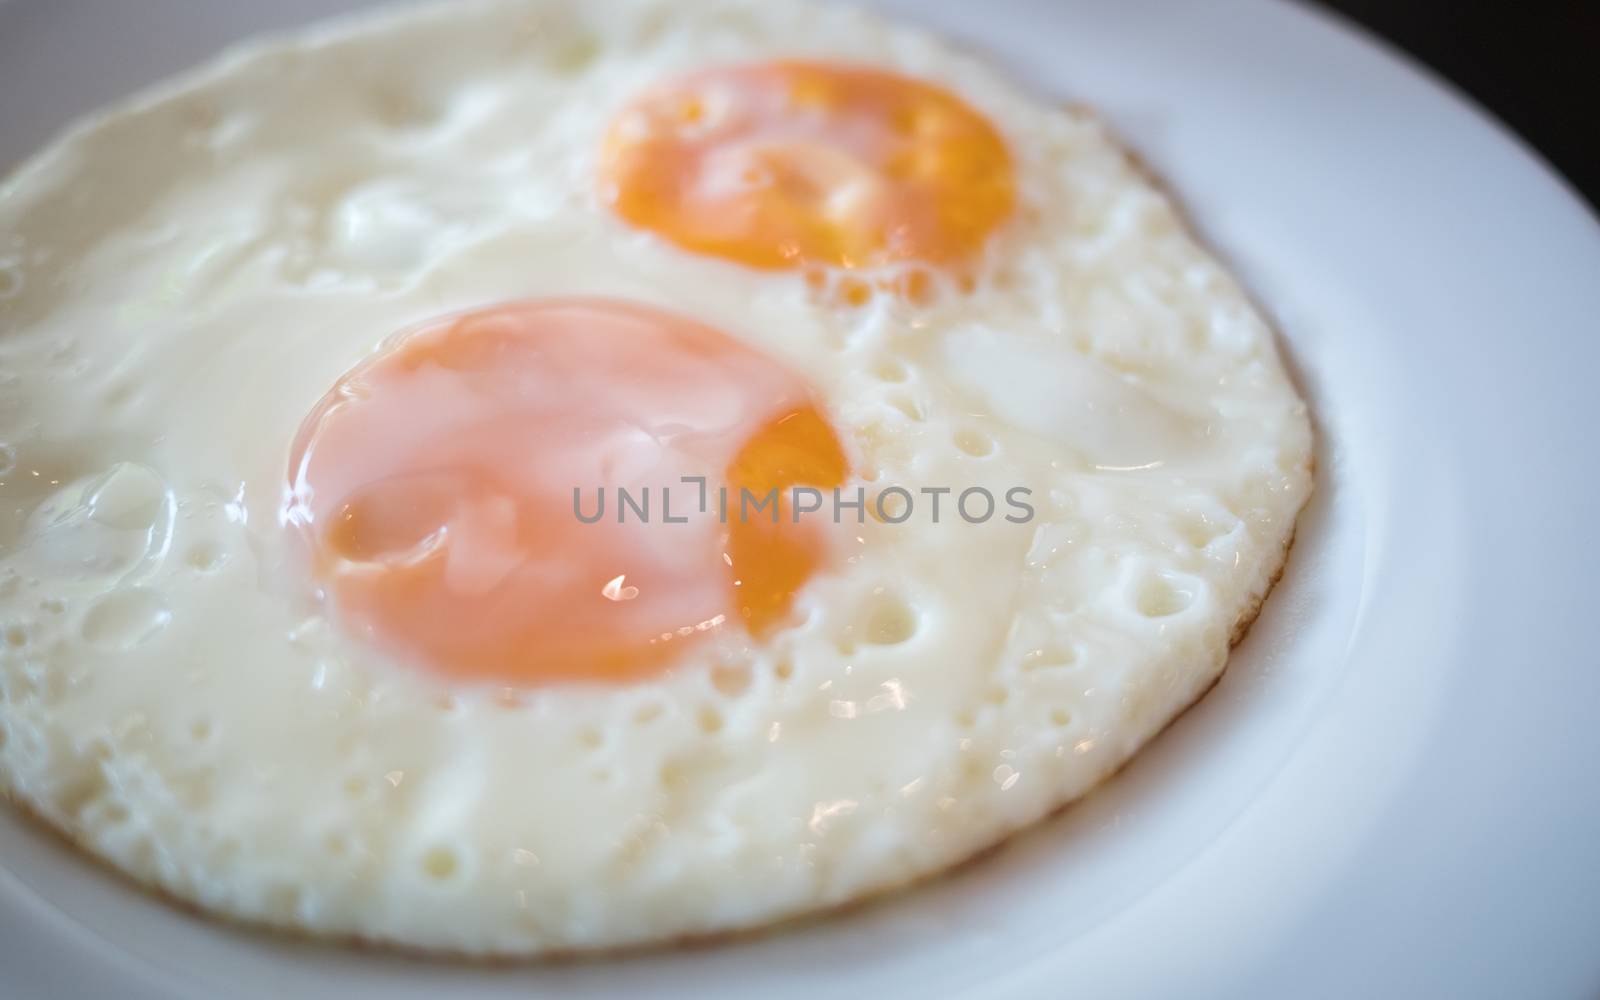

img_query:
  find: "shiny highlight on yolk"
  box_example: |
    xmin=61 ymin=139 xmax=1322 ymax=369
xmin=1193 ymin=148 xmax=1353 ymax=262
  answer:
xmin=286 ymin=299 xmax=848 ymax=685
xmin=601 ymin=60 xmax=1015 ymax=271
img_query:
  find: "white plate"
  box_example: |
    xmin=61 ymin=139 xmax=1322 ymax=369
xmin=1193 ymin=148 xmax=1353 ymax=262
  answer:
xmin=2 ymin=0 xmax=1598 ymax=996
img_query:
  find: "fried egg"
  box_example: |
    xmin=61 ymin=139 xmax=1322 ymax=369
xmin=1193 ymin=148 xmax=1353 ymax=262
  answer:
xmin=0 ymin=0 xmax=1313 ymax=955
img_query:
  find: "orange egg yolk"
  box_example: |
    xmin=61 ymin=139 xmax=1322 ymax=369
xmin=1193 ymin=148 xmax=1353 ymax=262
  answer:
xmin=285 ymin=299 xmax=848 ymax=685
xmin=600 ymin=60 xmax=1015 ymax=270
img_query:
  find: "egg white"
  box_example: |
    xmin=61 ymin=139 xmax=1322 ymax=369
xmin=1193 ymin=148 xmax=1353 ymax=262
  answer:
xmin=0 ymin=0 xmax=1312 ymax=954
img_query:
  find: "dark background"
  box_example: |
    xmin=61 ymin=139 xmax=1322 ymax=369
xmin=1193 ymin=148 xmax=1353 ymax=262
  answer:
xmin=1311 ymin=0 xmax=1598 ymax=211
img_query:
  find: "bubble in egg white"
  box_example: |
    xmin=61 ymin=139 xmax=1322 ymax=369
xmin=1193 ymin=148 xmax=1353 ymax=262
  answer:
xmin=86 ymin=463 xmax=169 ymax=531
xmin=81 ymin=588 xmax=172 ymax=650
xmin=19 ymin=468 xmax=171 ymax=585
xmin=1132 ymin=571 xmax=1202 ymax=619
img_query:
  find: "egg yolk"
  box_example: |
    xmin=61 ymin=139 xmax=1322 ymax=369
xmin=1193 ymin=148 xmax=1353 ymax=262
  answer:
xmin=600 ymin=60 xmax=1015 ymax=270
xmin=285 ymin=299 xmax=848 ymax=685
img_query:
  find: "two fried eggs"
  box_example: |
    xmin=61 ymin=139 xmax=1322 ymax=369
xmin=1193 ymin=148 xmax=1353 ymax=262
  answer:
xmin=0 ymin=0 xmax=1312 ymax=955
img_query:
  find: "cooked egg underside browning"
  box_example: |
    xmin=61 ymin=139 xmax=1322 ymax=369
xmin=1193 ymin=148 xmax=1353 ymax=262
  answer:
xmin=0 ymin=0 xmax=1312 ymax=955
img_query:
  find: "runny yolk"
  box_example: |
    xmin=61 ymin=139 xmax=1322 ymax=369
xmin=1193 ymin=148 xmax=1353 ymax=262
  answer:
xmin=600 ymin=60 xmax=1015 ymax=271
xmin=726 ymin=406 xmax=847 ymax=632
xmin=285 ymin=299 xmax=849 ymax=685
